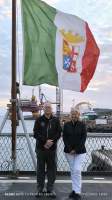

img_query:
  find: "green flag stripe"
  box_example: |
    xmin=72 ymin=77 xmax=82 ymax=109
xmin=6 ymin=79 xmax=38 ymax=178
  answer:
xmin=21 ymin=0 xmax=58 ymax=86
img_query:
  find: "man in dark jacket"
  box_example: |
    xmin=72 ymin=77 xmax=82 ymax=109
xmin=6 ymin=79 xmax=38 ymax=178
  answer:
xmin=33 ymin=102 xmax=61 ymax=197
xmin=63 ymin=107 xmax=87 ymax=200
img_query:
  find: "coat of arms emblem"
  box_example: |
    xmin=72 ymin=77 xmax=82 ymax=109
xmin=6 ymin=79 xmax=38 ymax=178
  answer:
xmin=60 ymin=30 xmax=84 ymax=73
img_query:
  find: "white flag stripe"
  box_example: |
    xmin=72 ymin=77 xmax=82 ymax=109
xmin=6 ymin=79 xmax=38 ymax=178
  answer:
xmin=54 ymin=11 xmax=87 ymax=91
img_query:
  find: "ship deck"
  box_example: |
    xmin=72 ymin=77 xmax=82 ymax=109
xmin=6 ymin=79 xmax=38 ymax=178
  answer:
xmin=0 ymin=175 xmax=112 ymax=200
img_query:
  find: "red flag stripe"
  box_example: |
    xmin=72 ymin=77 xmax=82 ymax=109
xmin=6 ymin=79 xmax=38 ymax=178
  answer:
xmin=81 ymin=23 xmax=100 ymax=92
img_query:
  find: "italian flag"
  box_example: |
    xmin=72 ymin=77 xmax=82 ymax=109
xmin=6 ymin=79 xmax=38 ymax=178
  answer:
xmin=21 ymin=0 xmax=100 ymax=92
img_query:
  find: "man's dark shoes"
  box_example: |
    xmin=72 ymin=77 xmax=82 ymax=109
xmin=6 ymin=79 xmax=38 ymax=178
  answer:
xmin=36 ymin=188 xmax=44 ymax=197
xmin=46 ymin=190 xmax=56 ymax=198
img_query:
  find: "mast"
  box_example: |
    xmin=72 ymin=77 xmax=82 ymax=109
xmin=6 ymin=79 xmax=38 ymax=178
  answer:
xmin=11 ymin=0 xmax=17 ymax=173
xmin=56 ymin=87 xmax=63 ymax=118
xmin=56 ymin=87 xmax=60 ymax=118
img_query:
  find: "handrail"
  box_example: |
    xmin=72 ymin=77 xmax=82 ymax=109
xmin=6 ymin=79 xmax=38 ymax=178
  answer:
xmin=0 ymin=132 xmax=112 ymax=137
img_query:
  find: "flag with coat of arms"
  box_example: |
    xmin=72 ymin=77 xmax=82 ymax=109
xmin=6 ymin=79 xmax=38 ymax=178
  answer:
xmin=21 ymin=0 xmax=100 ymax=92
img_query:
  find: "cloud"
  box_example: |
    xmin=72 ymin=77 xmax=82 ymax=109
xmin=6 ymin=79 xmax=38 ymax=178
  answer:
xmin=98 ymin=56 xmax=112 ymax=66
xmin=99 ymin=43 xmax=112 ymax=54
xmin=2 ymin=10 xmax=11 ymax=17
xmin=90 ymin=72 xmax=112 ymax=91
xmin=0 ymin=0 xmax=4 ymax=6
xmin=86 ymin=87 xmax=99 ymax=91
xmin=43 ymin=0 xmax=60 ymax=5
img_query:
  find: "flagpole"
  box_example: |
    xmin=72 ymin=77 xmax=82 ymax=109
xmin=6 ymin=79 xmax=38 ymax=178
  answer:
xmin=11 ymin=0 xmax=17 ymax=173
xmin=56 ymin=87 xmax=60 ymax=118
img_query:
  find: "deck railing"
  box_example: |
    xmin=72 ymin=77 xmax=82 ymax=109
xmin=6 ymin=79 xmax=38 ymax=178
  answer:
xmin=0 ymin=133 xmax=112 ymax=173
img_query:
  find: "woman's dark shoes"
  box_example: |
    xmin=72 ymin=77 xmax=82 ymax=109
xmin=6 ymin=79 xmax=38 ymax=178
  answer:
xmin=69 ymin=191 xmax=81 ymax=199
xmin=69 ymin=190 xmax=76 ymax=198
xmin=75 ymin=193 xmax=81 ymax=200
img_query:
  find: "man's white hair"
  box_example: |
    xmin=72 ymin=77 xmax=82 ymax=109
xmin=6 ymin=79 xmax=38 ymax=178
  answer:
xmin=70 ymin=107 xmax=80 ymax=113
xmin=44 ymin=102 xmax=52 ymax=108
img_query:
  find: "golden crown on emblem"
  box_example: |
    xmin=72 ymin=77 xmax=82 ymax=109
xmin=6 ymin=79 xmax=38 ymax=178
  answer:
xmin=60 ymin=29 xmax=84 ymax=44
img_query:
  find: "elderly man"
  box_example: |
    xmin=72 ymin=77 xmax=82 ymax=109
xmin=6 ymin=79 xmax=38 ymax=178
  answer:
xmin=63 ymin=108 xmax=87 ymax=200
xmin=33 ymin=102 xmax=61 ymax=198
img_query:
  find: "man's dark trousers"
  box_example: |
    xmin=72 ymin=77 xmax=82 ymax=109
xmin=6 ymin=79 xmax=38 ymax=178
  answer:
xmin=36 ymin=149 xmax=57 ymax=192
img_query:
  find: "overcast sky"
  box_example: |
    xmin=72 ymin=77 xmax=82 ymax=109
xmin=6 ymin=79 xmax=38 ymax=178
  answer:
xmin=0 ymin=0 xmax=112 ymax=113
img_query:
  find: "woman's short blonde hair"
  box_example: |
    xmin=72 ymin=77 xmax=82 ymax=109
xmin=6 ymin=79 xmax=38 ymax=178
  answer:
xmin=70 ymin=107 xmax=80 ymax=114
